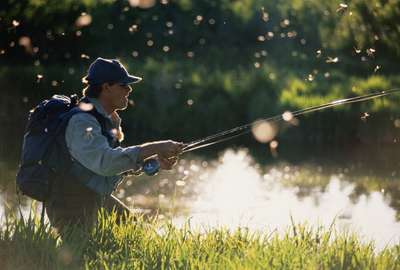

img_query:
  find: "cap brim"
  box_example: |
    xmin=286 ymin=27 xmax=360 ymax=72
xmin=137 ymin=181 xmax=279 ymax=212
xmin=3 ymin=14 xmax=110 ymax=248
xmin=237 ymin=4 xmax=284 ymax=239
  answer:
xmin=123 ymin=75 xmax=142 ymax=84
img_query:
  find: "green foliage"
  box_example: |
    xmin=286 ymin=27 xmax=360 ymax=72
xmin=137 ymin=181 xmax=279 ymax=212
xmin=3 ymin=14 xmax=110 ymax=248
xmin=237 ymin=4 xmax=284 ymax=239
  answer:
xmin=280 ymin=74 xmax=400 ymax=113
xmin=280 ymin=77 xmax=341 ymax=108
xmin=350 ymin=75 xmax=400 ymax=112
xmin=0 ymin=0 xmax=400 ymax=147
xmin=275 ymin=0 xmax=400 ymax=56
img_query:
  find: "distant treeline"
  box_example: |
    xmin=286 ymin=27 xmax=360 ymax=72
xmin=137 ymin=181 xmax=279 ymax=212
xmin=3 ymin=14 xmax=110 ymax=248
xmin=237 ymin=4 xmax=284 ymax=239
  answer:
xmin=1 ymin=0 xmax=400 ymax=154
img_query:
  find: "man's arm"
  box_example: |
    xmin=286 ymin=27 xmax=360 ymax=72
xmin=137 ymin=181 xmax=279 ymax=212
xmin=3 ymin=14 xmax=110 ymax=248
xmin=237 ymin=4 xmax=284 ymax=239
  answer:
xmin=65 ymin=113 xmax=184 ymax=176
xmin=65 ymin=113 xmax=142 ymax=176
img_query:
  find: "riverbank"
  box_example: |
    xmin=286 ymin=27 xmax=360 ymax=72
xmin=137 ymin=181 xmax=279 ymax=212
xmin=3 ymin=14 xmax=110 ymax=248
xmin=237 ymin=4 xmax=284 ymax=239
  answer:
xmin=1 ymin=212 xmax=399 ymax=270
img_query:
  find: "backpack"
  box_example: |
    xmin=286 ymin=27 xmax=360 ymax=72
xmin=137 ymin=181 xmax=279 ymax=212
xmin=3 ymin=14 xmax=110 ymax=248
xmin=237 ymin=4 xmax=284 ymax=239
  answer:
xmin=16 ymin=94 xmax=80 ymax=202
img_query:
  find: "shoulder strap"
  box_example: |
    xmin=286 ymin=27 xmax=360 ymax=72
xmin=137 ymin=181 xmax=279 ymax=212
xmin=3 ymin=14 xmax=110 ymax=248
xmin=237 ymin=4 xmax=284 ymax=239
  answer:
xmin=78 ymin=97 xmax=108 ymax=135
xmin=58 ymin=99 xmax=116 ymax=147
xmin=78 ymin=97 xmax=119 ymax=147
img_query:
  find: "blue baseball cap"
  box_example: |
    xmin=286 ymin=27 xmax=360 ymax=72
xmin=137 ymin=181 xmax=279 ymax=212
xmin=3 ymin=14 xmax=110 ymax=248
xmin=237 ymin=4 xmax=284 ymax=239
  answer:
xmin=83 ymin=57 xmax=142 ymax=85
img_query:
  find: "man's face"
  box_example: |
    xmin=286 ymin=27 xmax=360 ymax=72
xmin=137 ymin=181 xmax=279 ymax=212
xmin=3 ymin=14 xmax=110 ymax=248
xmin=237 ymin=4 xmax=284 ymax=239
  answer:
xmin=104 ymin=83 xmax=133 ymax=111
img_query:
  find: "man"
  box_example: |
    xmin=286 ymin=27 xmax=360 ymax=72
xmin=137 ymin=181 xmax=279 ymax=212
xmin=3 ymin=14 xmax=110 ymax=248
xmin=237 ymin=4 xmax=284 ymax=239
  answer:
xmin=45 ymin=57 xmax=184 ymax=231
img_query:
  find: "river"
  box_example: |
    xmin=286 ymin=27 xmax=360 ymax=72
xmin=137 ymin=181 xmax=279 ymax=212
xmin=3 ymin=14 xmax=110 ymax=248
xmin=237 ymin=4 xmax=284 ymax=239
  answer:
xmin=1 ymin=147 xmax=400 ymax=251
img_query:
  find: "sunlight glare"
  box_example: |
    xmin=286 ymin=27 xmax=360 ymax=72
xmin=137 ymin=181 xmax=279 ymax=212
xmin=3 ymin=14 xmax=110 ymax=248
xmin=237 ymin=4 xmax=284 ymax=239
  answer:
xmin=191 ymin=150 xmax=266 ymax=220
xmin=331 ymin=99 xmax=346 ymax=105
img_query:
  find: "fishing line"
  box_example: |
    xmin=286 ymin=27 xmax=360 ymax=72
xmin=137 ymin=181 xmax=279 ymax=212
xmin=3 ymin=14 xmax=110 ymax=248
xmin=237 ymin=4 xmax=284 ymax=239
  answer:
xmin=181 ymin=88 xmax=400 ymax=153
xmin=142 ymin=88 xmax=400 ymax=176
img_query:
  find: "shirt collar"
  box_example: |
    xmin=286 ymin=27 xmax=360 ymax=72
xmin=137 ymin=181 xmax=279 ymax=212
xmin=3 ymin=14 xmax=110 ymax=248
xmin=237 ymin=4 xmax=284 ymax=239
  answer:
xmin=88 ymin=97 xmax=110 ymax=118
xmin=87 ymin=97 xmax=121 ymax=127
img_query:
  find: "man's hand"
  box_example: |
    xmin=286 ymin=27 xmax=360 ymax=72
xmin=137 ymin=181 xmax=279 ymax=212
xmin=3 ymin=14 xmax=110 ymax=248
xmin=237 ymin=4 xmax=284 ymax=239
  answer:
xmin=151 ymin=140 xmax=185 ymax=158
xmin=138 ymin=140 xmax=186 ymax=166
xmin=158 ymin=156 xmax=178 ymax=170
xmin=154 ymin=140 xmax=184 ymax=170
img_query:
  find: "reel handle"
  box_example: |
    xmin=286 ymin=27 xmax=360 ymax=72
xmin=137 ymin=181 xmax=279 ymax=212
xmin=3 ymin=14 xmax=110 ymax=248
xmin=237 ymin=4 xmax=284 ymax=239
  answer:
xmin=142 ymin=158 xmax=160 ymax=176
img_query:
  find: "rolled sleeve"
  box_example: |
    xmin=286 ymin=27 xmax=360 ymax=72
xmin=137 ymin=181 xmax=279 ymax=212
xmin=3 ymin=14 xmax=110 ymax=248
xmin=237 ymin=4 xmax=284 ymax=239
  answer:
xmin=65 ymin=113 xmax=141 ymax=176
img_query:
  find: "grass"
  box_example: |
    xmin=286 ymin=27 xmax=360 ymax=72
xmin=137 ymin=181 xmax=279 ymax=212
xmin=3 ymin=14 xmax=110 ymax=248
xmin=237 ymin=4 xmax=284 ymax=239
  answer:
xmin=1 ymin=211 xmax=400 ymax=270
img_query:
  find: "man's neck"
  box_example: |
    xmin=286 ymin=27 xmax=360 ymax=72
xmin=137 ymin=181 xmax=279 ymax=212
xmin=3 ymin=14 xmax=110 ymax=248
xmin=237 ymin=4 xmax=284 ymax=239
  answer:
xmin=87 ymin=97 xmax=114 ymax=116
xmin=98 ymin=97 xmax=114 ymax=115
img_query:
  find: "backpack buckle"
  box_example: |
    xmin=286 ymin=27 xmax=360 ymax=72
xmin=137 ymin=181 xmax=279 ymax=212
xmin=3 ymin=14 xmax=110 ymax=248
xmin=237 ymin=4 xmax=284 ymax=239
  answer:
xmin=70 ymin=94 xmax=79 ymax=105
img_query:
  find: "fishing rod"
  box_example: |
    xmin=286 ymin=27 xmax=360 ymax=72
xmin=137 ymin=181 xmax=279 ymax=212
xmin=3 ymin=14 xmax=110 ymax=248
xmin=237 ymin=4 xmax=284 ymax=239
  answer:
xmin=142 ymin=88 xmax=400 ymax=175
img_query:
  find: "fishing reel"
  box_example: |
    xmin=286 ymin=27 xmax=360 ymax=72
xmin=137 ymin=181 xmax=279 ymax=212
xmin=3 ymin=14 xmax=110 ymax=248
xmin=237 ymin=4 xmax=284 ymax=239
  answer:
xmin=142 ymin=158 xmax=161 ymax=176
xmin=142 ymin=154 xmax=182 ymax=176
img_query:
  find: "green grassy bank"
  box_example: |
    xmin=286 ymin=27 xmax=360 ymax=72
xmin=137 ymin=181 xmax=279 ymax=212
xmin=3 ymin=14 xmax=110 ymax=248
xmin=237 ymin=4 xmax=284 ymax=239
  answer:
xmin=0 ymin=211 xmax=399 ymax=270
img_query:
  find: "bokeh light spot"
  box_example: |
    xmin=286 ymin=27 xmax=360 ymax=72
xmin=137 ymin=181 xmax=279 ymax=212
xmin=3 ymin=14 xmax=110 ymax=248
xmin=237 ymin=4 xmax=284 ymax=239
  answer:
xmin=128 ymin=0 xmax=156 ymax=9
xmin=79 ymin=102 xmax=94 ymax=111
xmin=282 ymin=111 xmax=293 ymax=122
xmin=132 ymin=51 xmax=139 ymax=57
xmin=18 ymin=36 xmax=32 ymax=54
xmin=270 ymin=140 xmax=278 ymax=149
xmin=251 ymin=120 xmax=277 ymax=143
xmin=75 ymin=13 xmax=92 ymax=27
xmin=162 ymin=45 xmax=170 ymax=52
xmin=12 ymin=20 xmax=20 ymax=27
xmin=326 ymin=56 xmax=339 ymax=63
xmin=147 ymin=40 xmax=154 ymax=47
xmin=36 ymin=74 xmax=43 ymax=83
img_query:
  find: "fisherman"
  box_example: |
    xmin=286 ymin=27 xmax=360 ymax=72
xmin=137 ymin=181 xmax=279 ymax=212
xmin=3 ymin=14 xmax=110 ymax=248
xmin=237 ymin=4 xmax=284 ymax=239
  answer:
xmin=45 ymin=57 xmax=184 ymax=231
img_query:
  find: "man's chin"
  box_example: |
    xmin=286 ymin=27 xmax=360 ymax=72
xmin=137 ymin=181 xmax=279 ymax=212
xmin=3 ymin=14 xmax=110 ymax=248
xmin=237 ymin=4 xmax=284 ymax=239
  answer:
xmin=116 ymin=103 xmax=128 ymax=111
xmin=117 ymin=106 xmax=128 ymax=111
xmin=116 ymin=105 xmax=128 ymax=111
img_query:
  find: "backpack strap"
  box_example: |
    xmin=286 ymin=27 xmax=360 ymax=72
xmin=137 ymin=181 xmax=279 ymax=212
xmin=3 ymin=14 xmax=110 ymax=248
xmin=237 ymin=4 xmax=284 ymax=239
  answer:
xmin=78 ymin=97 xmax=119 ymax=147
xmin=54 ymin=98 xmax=118 ymax=171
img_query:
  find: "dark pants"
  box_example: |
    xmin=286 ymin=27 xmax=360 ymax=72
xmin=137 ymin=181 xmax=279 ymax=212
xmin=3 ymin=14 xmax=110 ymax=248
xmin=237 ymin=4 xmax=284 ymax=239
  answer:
xmin=45 ymin=177 xmax=131 ymax=232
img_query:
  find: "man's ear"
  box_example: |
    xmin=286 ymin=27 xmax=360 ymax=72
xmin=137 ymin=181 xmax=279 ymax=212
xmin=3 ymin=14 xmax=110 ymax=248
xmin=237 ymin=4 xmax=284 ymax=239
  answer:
xmin=101 ymin=83 xmax=111 ymax=94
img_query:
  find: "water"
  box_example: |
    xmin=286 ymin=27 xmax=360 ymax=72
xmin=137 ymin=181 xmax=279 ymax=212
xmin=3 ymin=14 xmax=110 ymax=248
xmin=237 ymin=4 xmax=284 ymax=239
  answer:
xmin=1 ymin=148 xmax=400 ymax=250
xmin=119 ymin=149 xmax=400 ymax=250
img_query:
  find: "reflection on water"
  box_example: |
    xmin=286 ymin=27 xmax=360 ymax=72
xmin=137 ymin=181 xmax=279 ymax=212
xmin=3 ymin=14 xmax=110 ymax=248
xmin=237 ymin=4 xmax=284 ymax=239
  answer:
xmin=158 ymin=149 xmax=399 ymax=250
xmin=188 ymin=150 xmax=268 ymax=218
xmin=1 ymin=149 xmax=400 ymax=250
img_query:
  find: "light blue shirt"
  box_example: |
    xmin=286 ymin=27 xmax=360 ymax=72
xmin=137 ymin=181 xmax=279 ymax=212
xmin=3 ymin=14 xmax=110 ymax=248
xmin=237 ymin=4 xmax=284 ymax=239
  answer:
xmin=65 ymin=98 xmax=141 ymax=195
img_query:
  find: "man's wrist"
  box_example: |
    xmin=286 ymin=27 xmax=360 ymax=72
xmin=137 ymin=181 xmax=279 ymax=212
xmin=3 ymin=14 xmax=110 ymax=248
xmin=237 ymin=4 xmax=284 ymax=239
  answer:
xmin=137 ymin=143 xmax=156 ymax=162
